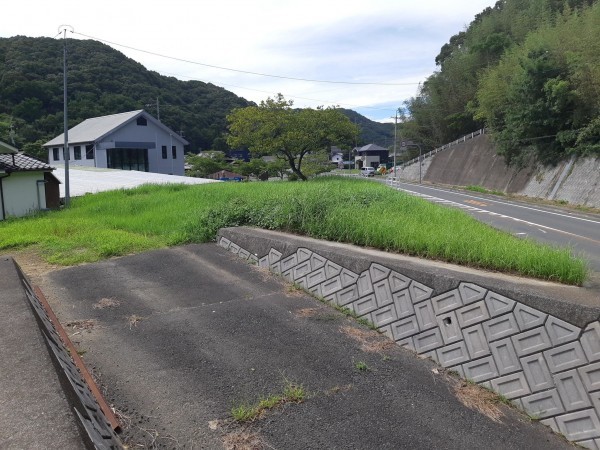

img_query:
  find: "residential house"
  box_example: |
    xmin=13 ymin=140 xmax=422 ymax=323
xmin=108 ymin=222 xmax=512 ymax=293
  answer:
xmin=0 ymin=141 xmax=60 ymax=220
xmin=206 ymin=170 xmax=246 ymax=181
xmin=354 ymin=143 xmax=389 ymax=169
xmin=44 ymin=110 xmax=188 ymax=176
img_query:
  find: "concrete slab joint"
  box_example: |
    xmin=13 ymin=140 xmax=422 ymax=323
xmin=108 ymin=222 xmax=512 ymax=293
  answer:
xmin=217 ymin=228 xmax=600 ymax=449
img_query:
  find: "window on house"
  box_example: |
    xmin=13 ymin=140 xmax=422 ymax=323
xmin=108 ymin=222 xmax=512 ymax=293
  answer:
xmin=162 ymin=145 xmax=167 ymax=159
xmin=136 ymin=117 xmax=147 ymax=126
xmin=52 ymin=147 xmax=59 ymax=160
xmin=172 ymin=145 xmax=177 ymax=159
xmin=74 ymin=146 xmax=81 ymax=160
xmin=85 ymin=144 xmax=94 ymax=159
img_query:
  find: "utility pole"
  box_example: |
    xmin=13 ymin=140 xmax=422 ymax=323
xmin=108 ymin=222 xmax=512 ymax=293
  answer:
xmin=156 ymin=97 xmax=160 ymax=122
xmin=393 ymin=110 xmax=398 ymax=179
xmin=60 ymin=25 xmax=72 ymax=207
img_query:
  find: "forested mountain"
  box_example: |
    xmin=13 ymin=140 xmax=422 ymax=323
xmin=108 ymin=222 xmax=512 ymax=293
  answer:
xmin=0 ymin=36 xmax=253 ymax=159
xmin=339 ymin=109 xmax=394 ymax=148
xmin=0 ymin=36 xmax=394 ymax=161
xmin=402 ymin=0 xmax=600 ymax=166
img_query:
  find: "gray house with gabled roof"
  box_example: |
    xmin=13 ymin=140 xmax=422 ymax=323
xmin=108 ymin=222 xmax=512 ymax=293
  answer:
xmin=43 ymin=110 xmax=188 ymax=176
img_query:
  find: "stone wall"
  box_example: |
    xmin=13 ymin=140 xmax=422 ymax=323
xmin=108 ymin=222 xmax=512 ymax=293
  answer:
xmin=218 ymin=227 xmax=600 ymax=449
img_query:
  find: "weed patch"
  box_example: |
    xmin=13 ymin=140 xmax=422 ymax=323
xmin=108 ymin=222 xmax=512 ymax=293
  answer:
xmin=230 ymin=380 xmax=305 ymax=423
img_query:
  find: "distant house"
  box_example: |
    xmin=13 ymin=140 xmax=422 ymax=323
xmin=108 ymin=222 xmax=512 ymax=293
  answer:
xmin=0 ymin=141 xmax=60 ymax=220
xmin=43 ymin=110 xmax=188 ymax=176
xmin=354 ymin=143 xmax=389 ymax=169
xmin=206 ymin=170 xmax=246 ymax=181
xmin=330 ymin=146 xmax=344 ymax=165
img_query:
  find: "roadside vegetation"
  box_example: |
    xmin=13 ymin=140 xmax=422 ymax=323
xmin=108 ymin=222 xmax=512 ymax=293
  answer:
xmin=0 ymin=178 xmax=587 ymax=284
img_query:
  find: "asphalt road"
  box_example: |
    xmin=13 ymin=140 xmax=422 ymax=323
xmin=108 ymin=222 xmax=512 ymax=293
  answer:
xmin=384 ymin=179 xmax=600 ymax=274
xmin=39 ymin=244 xmax=571 ymax=449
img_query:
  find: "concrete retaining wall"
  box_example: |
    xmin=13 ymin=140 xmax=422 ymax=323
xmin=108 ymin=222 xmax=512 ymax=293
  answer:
xmin=218 ymin=227 xmax=600 ymax=449
xmin=397 ymin=133 xmax=600 ymax=207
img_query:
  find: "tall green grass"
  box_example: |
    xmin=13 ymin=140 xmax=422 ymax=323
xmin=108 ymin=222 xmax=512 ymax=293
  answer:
xmin=0 ymin=178 xmax=587 ymax=284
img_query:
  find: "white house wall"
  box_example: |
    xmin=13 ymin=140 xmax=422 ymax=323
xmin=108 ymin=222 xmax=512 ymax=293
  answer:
xmin=2 ymin=172 xmax=46 ymax=218
xmin=48 ymin=116 xmax=185 ymax=176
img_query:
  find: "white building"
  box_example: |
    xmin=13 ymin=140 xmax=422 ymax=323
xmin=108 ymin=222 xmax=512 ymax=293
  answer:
xmin=44 ymin=110 xmax=188 ymax=176
xmin=0 ymin=141 xmax=60 ymax=220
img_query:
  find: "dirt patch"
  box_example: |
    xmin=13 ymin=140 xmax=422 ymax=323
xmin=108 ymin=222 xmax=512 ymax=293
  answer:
xmin=4 ymin=249 xmax=61 ymax=284
xmin=453 ymin=380 xmax=504 ymax=423
xmin=340 ymin=325 xmax=396 ymax=353
xmin=295 ymin=307 xmax=322 ymax=318
xmin=222 ymin=429 xmax=265 ymax=450
xmin=126 ymin=314 xmax=145 ymax=329
xmin=65 ymin=319 xmax=96 ymax=333
xmin=93 ymin=297 xmax=121 ymax=309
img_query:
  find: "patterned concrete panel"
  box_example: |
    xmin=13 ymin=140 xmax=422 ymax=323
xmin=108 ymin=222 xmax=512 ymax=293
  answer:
xmin=268 ymin=248 xmax=282 ymax=265
xmin=514 ymin=303 xmax=548 ymax=331
xmin=392 ymin=289 xmax=414 ymax=319
xmin=248 ymin=254 xmax=259 ymax=265
xmin=544 ymin=341 xmax=588 ymax=374
xmin=353 ymin=294 xmax=378 ymax=317
xmin=541 ymin=417 xmax=560 ymax=433
xmin=219 ymin=236 xmax=231 ymax=249
xmin=324 ymin=260 xmax=342 ymax=278
xmin=414 ymin=327 xmax=444 ymax=354
xmin=448 ymin=364 xmax=465 ymax=378
xmin=340 ymin=269 xmax=359 ymax=288
xmin=306 ymin=268 xmax=327 ymax=288
xmin=490 ymin=372 xmax=531 ymax=400
xmin=222 ymin=238 xmax=600 ymax=446
xmin=582 ymin=322 xmax=600 ymax=363
xmin=321 ymin=276 xmax=343 ymax=297
xmin=296 ymin=248 xmax=312 ymax=263
xmin=456 ymin=300 xmax=490 ymax=328
xmin=484 ymin=291 xmax=516 ymax=317
xmin=521 ymin=353 xmax=554 ymax=393
xmin=336 ymin=285 xmax=359 ymax=306
xmin=280 ymin=254 xmax=298 ymax=272
xmin=369 ymin=263 xmax=390 ymax=283
xmin=483 ymin=313 xmax=520 ymax=342
xmin=436 ymin=341 xmax=470 ymax=368
xmin=489 ymin=338 xmax=520 ymax=375
xmin=293 ymin=260 xmax=313 ymax=280
xmin=258 ymin=255 xmax=269 ymax=268
xmin=458 ymin=283 xmax=487 ymax=305
xmin=463 ymin=356 xmax=499 ymax=383
xmin=577 ymin=439 xmax=599 ymax=450
xmin=554 ymin=369 xmax=592 ymax=411
xmin=357 ymin=271 xmax=374 ymax=297
xmin=512 ymin=327 xmax=552 ymax=357
xmin=391 ymin=316 xmax=420 ymax=340
xmin=373 ymin=279 xmax=394 ymax=308
xmin=371 ymin=304 xmax=399 ymax=328
xmin=282 ymin=269 xmax=293 ymax=283
xmin=556 ymin=409 xmax=600 ymax=442
xmin=463 ymin=324 xmax=491 ymax=359
xmin=409 ymin=281 xmax=433 ymax=304
xmin=545 ymin=316 xmax=581 ymax=346
xmin=310 ymin=253 xmax=327 ymax=270
xmin=389 ymin=271 xmax=411 ymax=293
xmin=521 ymin=389 xmax=565 ymax=419
xmin=431 ymin=290 xmax=462 ymax=315
xmin=579 ymin=362 xmax=600 ymax=392
xmin=437 ymin=311 xmax=462 ymax=345
xmin=414 ymin=300 xmax=437 ymax=331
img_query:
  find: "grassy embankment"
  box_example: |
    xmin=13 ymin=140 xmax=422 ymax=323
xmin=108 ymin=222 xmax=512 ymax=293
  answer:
xmin=0 ymin=177 xmax=587 ymax=284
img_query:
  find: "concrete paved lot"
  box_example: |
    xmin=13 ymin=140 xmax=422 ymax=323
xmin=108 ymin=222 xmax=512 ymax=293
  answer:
xmin=40 ymin=244 xmax=572 ymax=449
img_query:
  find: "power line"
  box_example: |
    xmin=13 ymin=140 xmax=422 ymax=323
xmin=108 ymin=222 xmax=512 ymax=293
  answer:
xmin=71 ymin=30 xmax=420 ymax=87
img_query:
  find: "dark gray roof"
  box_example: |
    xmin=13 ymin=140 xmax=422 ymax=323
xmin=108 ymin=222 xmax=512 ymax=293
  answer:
xmin=44 ymin=110 xmax=189 ymax=147
xmin=359 ymin=143 xmax=387 ymax=152
xmin=0 ymin=153 xmax=53 ymax=172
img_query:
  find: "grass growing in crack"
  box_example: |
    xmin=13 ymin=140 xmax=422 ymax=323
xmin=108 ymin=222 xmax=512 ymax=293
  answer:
xmin=0 ymin=178 xmax=586 ymax=284
xmin=354 ymin=360 xmax=370 ymax=371
xmin=331 ymin=304 xmax=378 ymax=330
xmin=231 ymin=380 xmax=305 ymax=423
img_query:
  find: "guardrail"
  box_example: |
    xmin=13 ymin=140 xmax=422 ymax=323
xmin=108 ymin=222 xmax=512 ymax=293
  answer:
xmin=400 ymin=129 xmax=486 ymax=169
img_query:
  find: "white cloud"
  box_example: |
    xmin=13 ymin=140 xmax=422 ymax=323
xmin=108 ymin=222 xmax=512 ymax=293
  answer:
xmin=3 ymin=0 xmax=496 ymax=121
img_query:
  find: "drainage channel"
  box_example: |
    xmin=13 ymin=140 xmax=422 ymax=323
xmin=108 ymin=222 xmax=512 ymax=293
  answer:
xmin=14 ymin=260 xmax=123 ymax=450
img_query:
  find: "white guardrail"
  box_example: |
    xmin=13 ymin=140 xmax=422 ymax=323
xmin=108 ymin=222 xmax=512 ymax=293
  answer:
xmin=401 ymin=129 xmax=486 ymax=168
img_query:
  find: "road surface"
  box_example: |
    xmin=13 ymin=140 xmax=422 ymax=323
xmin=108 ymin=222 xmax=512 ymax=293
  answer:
xmin=385 ymin=179 xmax=600 ymax=275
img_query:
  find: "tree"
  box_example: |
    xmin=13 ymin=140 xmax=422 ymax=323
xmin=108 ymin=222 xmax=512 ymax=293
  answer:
xmin=226 ymin=95 xmax=359 ymax=180
xmin=185 ymin=151 xmax=227 ymax=177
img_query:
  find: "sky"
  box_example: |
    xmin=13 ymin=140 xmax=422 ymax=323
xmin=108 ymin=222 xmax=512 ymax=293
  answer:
xmin=3 ymin=0 xmax=497 ymax=122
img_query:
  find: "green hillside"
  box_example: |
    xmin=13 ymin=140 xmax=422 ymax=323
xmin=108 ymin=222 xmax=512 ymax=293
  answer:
xmin=339 ymin=109 xmax=394 ymax=147
xmin=0 ymin=36 xmax=394 ymax=161
xmin=0 ymin=36 xmax=253 ymax=158
xmin=402 ymin=0 xmax=600 ymax=166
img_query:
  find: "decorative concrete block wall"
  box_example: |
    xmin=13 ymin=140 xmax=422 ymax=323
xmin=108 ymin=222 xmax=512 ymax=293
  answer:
xmin=218 ymin=235 xmax=600 ymax=448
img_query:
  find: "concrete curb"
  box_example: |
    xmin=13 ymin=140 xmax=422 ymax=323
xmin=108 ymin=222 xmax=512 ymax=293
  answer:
xmin=218 ymin=226 xmax=600 ymax=449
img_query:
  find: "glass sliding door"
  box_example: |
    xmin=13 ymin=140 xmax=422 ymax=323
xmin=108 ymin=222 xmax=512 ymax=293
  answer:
xmin=106 ymin=148 xmax=149 ymax=172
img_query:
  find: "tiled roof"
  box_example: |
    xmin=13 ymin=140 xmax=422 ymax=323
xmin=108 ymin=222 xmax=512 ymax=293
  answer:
xmin=0 ymin=153 xmax=53 ymax=172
